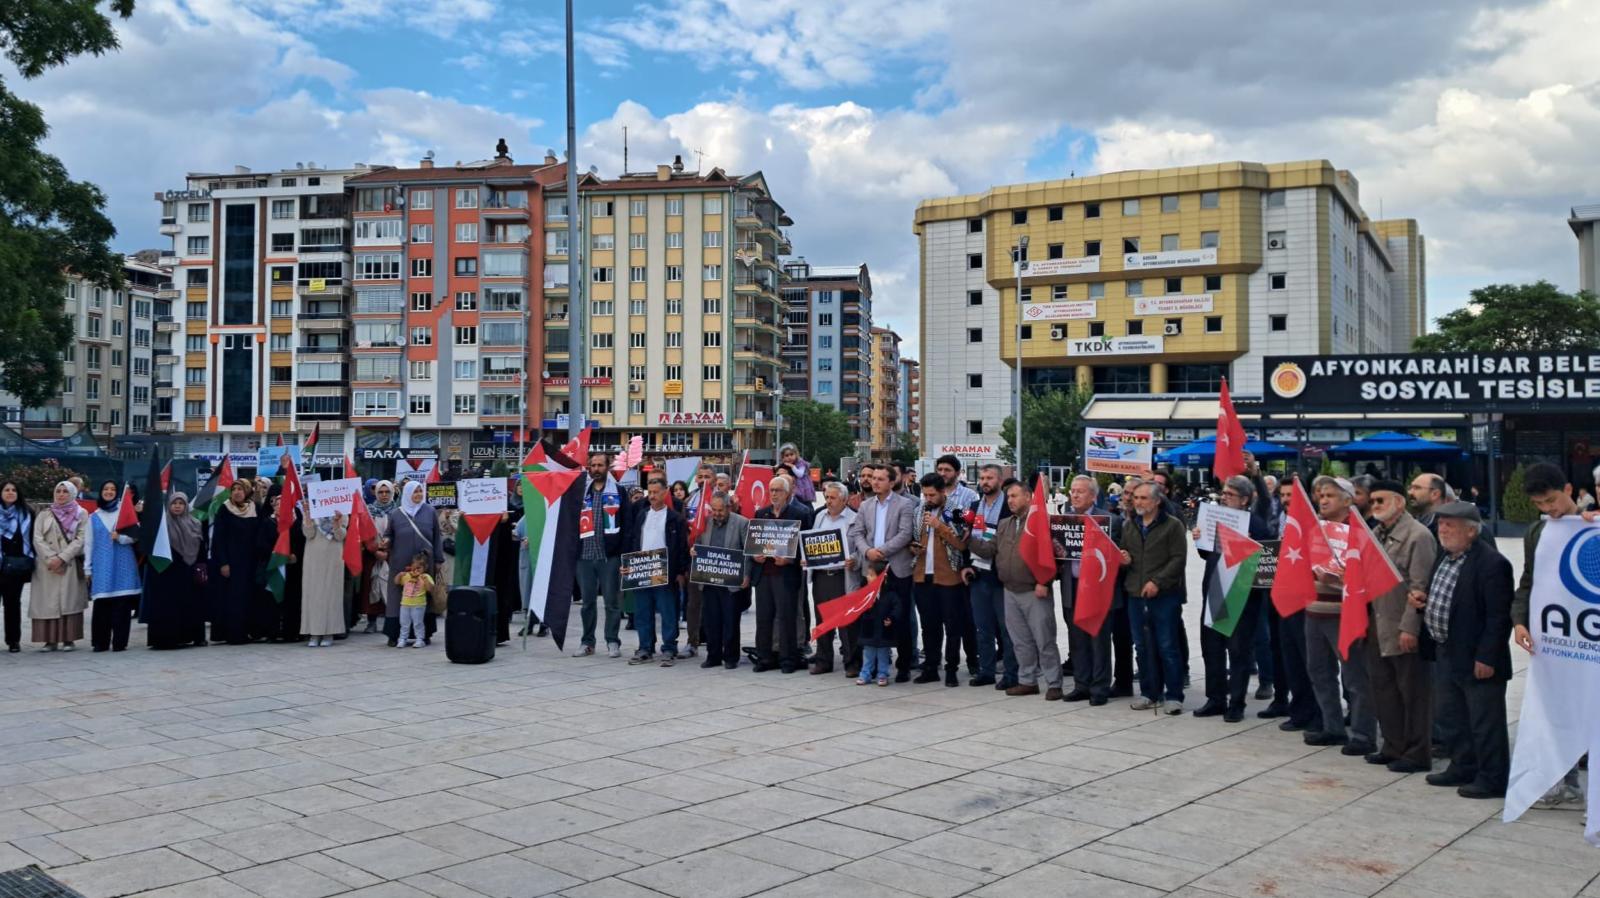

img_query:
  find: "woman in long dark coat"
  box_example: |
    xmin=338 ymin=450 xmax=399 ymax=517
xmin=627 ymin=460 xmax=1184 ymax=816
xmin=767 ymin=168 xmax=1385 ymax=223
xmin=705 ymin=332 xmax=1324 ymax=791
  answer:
xmin=492 ymin=505 xmax=522 ymax=646
xmin=145 ymin=492 xmax=207 ymax=649
xmin=259 ymin=484 xmax=306 ymax=642
xmin=385 ymin=481 xmax=443 ymax=646
xmin=209 ymin=481 xmax=261 ymax=645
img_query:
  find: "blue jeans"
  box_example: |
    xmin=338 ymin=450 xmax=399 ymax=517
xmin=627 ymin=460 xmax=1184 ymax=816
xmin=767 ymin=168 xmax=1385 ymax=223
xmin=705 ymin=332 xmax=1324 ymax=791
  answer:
xmin=860 ymin=646 xmax=893 ymax=681
xmin=633 ymin=585 xmax=679 ymax=656
xmin=969 ymin=574 xmax=1016 ymax=683
xmin=1128 ymin=594 xmax=1184 ymax=702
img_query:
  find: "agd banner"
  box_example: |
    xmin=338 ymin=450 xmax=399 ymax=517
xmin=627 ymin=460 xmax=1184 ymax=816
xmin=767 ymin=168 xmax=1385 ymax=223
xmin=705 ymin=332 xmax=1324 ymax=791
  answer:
xmin=1503 ymin=518 xmax=1600 ymax=845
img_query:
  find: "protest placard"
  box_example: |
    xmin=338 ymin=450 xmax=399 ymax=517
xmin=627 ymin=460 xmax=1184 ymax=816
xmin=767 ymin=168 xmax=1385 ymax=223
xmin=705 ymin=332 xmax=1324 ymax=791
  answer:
xmin=1050 ymin=513 xmax=1113 ymax=561
xmin=456 ymin=478 xmax=507 ymax=516
xmin=256 ymin=445 xmax=302 ymax=477
xmin=690 ymin=545 xmax=744 ymax=587
xmin=800 ymin=528 xmax=848 ymax=569
xmin=425 ymin=482 xmax=457 ymax=508
xmin=306 ymin=477 xmax=361 ymax=520
xmin=745 ymin=518 xmax=801 ymax=557
xmin=1195 ymin=502 xmax=1251 ymax=552
xmin=1083 ymin=427 xmax=1154 ymax=475
xmin=621 ymin=548 xmax=669 ymax=591
xmin=1253 ymin=539 xmax=1280 ymax=589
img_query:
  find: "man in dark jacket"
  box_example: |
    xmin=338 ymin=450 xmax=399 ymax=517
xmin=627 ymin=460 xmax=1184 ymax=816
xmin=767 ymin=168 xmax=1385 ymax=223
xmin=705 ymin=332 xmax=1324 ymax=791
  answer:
xmin=1418 ymin=501 xmax=1514 ymax=799
xmin=574 ymin=452 xmax=635 ymax=658
xmin=623 ymin=479 xmax=688 ymax=666
xmin=1118 ymin=481 xmax=1188 ymax=714
xmin=751 ymin=475 xmax=814 ymax=673
xmin=961 ymin=464 xmax=1015 ymax=689
xmin=1191 ymin=475 xmax=1272 ymax=722
xmin=1061 ymin=474 xmax=1122 ymax=705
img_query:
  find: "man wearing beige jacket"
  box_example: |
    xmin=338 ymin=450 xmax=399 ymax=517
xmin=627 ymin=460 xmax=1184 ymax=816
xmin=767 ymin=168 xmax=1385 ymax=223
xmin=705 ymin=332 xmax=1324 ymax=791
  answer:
xmin=1364 ymin=479 xmax=1438 ymax=773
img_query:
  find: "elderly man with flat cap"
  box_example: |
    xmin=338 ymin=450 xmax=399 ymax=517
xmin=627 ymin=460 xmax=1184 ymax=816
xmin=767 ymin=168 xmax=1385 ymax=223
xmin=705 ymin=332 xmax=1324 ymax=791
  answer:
xmin=1416 ymin=500 xmax=1514 ymax=799
xmin=1362 ymin=479 xmax=1437 ymax=773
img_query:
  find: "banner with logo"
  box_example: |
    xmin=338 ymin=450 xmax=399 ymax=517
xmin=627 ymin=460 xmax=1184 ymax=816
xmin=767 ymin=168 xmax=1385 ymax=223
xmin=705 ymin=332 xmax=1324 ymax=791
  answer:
xmin=799 ymin=528 xmax=848 ymax=570
xmin=1084 ymin=427 xmax=1154 ymax=475
xmin=1262 ymin=351 xmax=1600 ymax=413
xmin=1503 ymin=518 xmax=1600 ymax=845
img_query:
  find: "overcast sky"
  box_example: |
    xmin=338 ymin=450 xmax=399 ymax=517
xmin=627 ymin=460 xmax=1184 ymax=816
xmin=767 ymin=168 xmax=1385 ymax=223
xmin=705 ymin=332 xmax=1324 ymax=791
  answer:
xmin=12 ymin=0 xmax=1597 ymax=360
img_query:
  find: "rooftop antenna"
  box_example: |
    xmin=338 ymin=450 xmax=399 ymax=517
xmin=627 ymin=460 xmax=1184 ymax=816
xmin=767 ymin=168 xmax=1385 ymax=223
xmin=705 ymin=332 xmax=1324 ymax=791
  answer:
xmin=623 ymin=126 xmax=628 ymax=175
xmin=693 ymin=148 xmax=704 ymax=172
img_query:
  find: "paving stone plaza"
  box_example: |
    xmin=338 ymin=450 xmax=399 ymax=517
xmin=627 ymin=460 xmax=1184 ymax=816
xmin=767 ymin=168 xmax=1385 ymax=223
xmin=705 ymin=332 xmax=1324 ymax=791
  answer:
xmin=0 ymin=543 xmax=1594 ymax=898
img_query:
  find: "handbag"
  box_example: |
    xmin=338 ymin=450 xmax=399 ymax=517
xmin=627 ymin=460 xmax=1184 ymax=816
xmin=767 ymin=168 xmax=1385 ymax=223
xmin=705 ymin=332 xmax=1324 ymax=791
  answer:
xmin=191 ymin=561 xmax=209 ymax=588
xmin=428 ymin=575 xmax=449 ymax=615
xmin=1 ymin=554 xmax=35 ymax=580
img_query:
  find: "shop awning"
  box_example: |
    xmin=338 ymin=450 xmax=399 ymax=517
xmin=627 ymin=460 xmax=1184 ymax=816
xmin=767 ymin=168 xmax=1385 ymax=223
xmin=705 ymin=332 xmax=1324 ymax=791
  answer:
xmin=1155 ymin=436 xmax=1298 ymax=465
xmin=1327 ymin=430 xmax=1462 ymax=459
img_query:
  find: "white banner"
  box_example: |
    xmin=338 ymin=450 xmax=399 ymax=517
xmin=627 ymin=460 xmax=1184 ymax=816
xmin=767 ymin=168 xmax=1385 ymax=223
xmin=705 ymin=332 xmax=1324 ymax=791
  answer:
xmin=1015 ymin=256 xmax=1101 ymax=279
xmin=1133 ymin=294 xmax=1214 ymax=315
xmin=1067 ymin=336 xmax=1165 ymax=357
xmin=1122 ymin=247 xmax=1218 ymax=270
xmin=1503 ymin=517 xmax=1600 ymax=845
xmin=457 ymin=477 xmax=508 ymax=516
xmin=1083 ymin=428 xmax=1154 ymax=475
xmin=1194 ymin=502 xmax=1250 ymax=553
xmin=665 ymin=456 xmax=703 ymax=487
xmin=1022 ymin=301 xmax=1097 ymax=322
xmin=305 ymin=477 xmax=361 ymax=520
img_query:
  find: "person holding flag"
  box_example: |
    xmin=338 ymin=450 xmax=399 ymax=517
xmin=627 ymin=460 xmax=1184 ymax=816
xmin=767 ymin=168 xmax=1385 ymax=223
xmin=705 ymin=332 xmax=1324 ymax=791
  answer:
xmin=1060 ymin=475 xmax=1123 ymax=705
xmin=84 ymin=481 xmax=142 ymax=652
xmin=968 ymin=478 xmax=1062 ymax=699
xmin=1300 ymin=475 xmax=1378 ymax=754
xmin=1191 ymin=475 xmax=1272 ymax=722
xmin=847 ymin=464 xmax=920 ymax=681
xmin=209 ymin=480 xmax=263 ymax=644
xmin=1362 ymin=479 xmax=1438 ymax=773
xmin=573 ymin=452 xmax=633 ymax=658
xmin=142 ymin=492 xmax=207 ymax=650
xmin=1118 ymin=481 xmax=1189 ymax=714
xmin=262 ymin=481 xmax=307 ymax=643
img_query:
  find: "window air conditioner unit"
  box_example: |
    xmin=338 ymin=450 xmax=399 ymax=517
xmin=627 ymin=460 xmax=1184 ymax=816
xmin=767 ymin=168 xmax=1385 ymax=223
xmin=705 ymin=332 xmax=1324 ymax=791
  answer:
xmin=1164 ymin=322 xmax=1182 ymax=336
xmin=629 ymin=383 xmax=641 ymax=393
xmin=1268 ymin=237 xmax=1284 ymax=249
xmin=1049 ymin=325 xmax=1067 ymax=340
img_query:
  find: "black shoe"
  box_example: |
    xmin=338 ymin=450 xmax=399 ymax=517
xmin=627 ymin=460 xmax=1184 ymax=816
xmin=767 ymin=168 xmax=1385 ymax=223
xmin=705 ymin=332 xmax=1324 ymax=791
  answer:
xmin=1303 ymin=731 xmax=1347 ymax=747
xmin=1426 ymin=768 xmax=1476 ymax=787
xmin=753 ymin=662 xmax=776 ymax=672
xmin=1341 ymin=741 xmax=1378 ymax=757
xmin=1089 ymin=696 xmax=1108 ymax=706
xmin=1364 ymin=752 xmax=1397 ymax=766
xmin=1387 ymin=760 xmax=1430 ymax=774
xmin=7 ymin=644 xmax=18 ymax=653
xmin=895 ymin=671 xmax=911 ymax=683
xmin=1457 ymin=782 xmax=1505 ymax=800
xmin=724 ymin=660 xmax=738 ymax=670
xmin=387 ymin=639 xmax=398 ymax=648
xmin=995 ymin=680 xmax=1014 ymax=691
xmin=944 ymin=671 xmax=959 ymax=687
xmin=1109 ymin=685 xmax=1134 ymax=698
xmin=1192 ymin=701 xmax=1226 ymax=718
xmin=1062 ymin=690 xmax=1091 ymax=702
xmin=1255 ymin=684 xmax=1273 ymax=701
xmin=92 ymin=647 xmax=107 ymax=653
xmin=913 ymin=671 xmax=940 ymax=684
xmin=1223 ymin=706 xmax=1244 ymax=723
xmin=969 ymin=675 xmax=995 ymax=687
xmin=1257 ymin=703 xmax=1288 ymax=719
xmin=780 ymin=664 xmax=798 ymax=674
xmin=1278 ymin=718 xmax=1308 ymax=732
xmin=700 ymin=659 xmax=719 ymax=669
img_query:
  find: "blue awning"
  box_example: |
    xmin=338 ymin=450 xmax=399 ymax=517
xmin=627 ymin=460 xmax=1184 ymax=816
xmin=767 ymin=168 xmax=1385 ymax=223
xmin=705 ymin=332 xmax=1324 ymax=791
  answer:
xmin=1327 ymin=430 xmax=1461 ymax=459
xmin=1155 ymin=436 xmax=1297 ymax=466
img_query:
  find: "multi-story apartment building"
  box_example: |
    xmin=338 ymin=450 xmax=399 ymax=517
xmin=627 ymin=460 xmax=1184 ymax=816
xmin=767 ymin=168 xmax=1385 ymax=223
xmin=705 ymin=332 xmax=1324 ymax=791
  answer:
xmin=914 ymin=160 xmax=1423 ymax=449
xmin=898 ymin=357 xmax=920 ymax=447
xmin=344 ymin=145 xmax=563 ymax=467
xmin=868 ymin=327 xmax=901 ymax=455
xmin=545 ymin=159 xmax=792 ymax=460
xmin=154 ymin=163 xmax=361 ymax=464
xmin=1570 ymin=203 xmax=1600 ymax=296
xmin=780 ymin=260 xmax=873 ymax=449
xmin=0 ymin=253 xmax=169 ymax=440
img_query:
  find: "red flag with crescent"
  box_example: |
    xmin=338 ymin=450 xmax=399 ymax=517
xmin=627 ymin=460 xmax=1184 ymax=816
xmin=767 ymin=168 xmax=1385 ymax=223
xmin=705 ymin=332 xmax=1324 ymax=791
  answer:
xmin=1074 ymin=514 xmax=1121 ymax=636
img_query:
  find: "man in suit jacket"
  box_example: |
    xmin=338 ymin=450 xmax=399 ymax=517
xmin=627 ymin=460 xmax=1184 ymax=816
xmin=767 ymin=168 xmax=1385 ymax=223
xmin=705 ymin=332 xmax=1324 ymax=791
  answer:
xmin=751 ymin=475 xmax=813 ymax=673
xmin=623 ymin=480 xmax=689 ymax=666
xmin=1418 ymin=501 xmax=1514 ymax=799
xmin=847 ymin=463 xmax=919 ymax=680
xmin=1061 ymin=475 xmax=1123 ymax=705
xmin=961 ymin=464 xmax=1016 ymax=689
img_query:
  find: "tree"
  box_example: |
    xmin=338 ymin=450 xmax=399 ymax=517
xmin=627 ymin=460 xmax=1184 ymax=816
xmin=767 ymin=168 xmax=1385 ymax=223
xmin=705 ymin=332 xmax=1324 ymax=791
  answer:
xmin=997 ymin=386 xmax=1090 ymax=480
xmin=890 ymin=431 xmax=919 ymax=468
xmin=779 ymin=400 xmax=854 ymax=472
xmin=0 ymin=0 xmax=132 ymax=409
xmin=1412 ymin=281 xmax=1600 ymax=353
xmin=1501 ymin=464 xmax=1539 ymax=524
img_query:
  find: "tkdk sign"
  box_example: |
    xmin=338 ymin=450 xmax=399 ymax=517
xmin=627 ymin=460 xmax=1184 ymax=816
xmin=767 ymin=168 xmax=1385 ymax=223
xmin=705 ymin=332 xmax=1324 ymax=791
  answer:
xmin=1261 ymin=351 xmax=1600 ymax=413
xmin=1067 ymin=336 xmax=1165 ymax=357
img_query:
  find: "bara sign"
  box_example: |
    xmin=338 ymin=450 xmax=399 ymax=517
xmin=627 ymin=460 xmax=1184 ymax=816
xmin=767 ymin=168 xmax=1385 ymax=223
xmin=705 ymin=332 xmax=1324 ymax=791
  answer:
xmin=1261 ymin=351 xmax=1600 ymax=413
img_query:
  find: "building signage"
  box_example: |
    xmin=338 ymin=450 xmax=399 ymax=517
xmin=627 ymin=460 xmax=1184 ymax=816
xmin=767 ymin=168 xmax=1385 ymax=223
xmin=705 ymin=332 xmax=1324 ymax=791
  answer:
xmin=1067 ymin=336 xmax=1165 ymax=357
xmin=468 ymin=442 xmax=523 ymax=460
xmin=1021 ymin=301 xmax=1096 ymax=321
xmin=663 ymin=380 xmax=684 ymax=396
xmin=1133 ymin=294 xmax=1214 ymax=315
xmin=1015 ymin=256 xmax=1101 ymax=279
xmin=933 ymin=443 xmax=999 ymax=460
xmin=541 ymin=376 xmax=612 ymax=386
xmin=158 ymin=189 xmax=212 ymax=201
xmin=657 ymin=412 xmax=724 ymax=425
xmin=1261 ymin=351 xmax=1600 ymax=413
xmin=1122 ymin=247 xmax=1217 ymax=270
xmin=357 ymin=447 xmax=438 ymax=462
xmin=1083 ymin=428 xmax=1155 ymax=475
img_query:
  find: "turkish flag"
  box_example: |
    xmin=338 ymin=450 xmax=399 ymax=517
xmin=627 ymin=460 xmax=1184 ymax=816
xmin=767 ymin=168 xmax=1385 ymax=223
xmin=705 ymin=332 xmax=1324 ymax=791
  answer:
xmin=277 ymin=465 xmax=303 ymax=543
xmin=688 ymin=482 xmax=713 ymax=543
xmin=342 ymin=490 xmax=369 ymax=576
xmin=1338 ymin=513 xmax=1401 ymax=659
xmin=1270 ymin=477 xmax=1331 ymax=616
xmin=1214 ymin=376 xmax=1246 ymax=483
xmin=1074 ymin=514 xmax=1121 ymax=636
xmin=736 ymin=464 xmax=774 ymax=516
xmin=1020 ymin=474 xmax=1058 ymax=585
xmin=811 ymin=572 xmax=885 ymax=640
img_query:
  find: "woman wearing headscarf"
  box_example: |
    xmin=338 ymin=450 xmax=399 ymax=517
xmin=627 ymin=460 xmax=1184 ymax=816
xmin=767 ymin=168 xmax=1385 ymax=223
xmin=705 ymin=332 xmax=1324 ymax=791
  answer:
xmin=300 ymin=507 xmax=348 ymax=647
xmin=31 ymin=481 xmax=88 ymax=651
xmin=84 ymin=480 xmax=142 ymax=652
xmin=361 ymin=480 xmax=398 ymax=633
xmin=260 ymin=483 xmax=306 ymax=642
xmin=143 ymin=492 xmax=207 ymax=649
xmin=492 ymin=495 xmax=522 ymax=646
xmin=210 ymin=480 xmax=261 ymax=645
xmin=0 ymin=481 xmax=36 ymax=652
xmin=385 ymin=480 xmax=443 ymax=646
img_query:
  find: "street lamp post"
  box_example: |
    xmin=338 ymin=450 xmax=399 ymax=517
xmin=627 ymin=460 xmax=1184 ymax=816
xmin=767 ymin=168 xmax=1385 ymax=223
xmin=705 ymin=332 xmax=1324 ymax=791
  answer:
xmin=564 ymin=0 xmax=584 ymax=443
xmin=1013 ymin=235 xmax=1029 ymax=478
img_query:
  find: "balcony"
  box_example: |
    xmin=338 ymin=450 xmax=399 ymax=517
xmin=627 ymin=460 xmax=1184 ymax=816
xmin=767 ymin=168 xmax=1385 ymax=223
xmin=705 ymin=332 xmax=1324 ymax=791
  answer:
xmin=298 ymin=278 xmax=349 ymax=295
xmin=152 ymin=420 xmax=180 ymax=432
xmin=297 ymin=343 xmax=349 ymax=354
xmin=155 ymin=282 xmax=179 ymax=299
xmin=154 ymin=316 xmax=180 ymax=333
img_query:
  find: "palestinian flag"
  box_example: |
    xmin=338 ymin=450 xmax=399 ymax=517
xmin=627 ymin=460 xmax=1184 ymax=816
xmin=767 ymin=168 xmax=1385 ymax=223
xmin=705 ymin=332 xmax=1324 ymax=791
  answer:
xmin=264 ymin=465 xmax=303 ymax=603
xmin=1204 ymin=523 xmax=1262 ymax=637
xmin=138 ymin=452 xmax=172 ymax=571
xmin=303 ymin=423 xmax=320 ymax=460
xmin=452 ymin=523 xmax=494 ymax=588
xmin=521 ymin=434 xmax=587 ymax=651
xmin=193 ymin=457 xmax=235 ymax=522
xmin=114 ymin=483 xmax=140 ymax=538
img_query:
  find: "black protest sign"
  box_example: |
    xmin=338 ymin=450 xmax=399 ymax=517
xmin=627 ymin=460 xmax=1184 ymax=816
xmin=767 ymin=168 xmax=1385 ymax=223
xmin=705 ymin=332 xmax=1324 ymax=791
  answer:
xmin=621 ymin=548 xmax=669 ymax=591
xmin=690 ymin=545 xmax=744 ymax=587
xmin=1051 ymin=514 xmax=1111 ymax=561
xmin=800 ymin=528 xmax=848 ymax=569
xmin=426 ymin=483 xmax=457 ymax=508
xmin=1253 ymin=539 xmax=1280 ymax=589
xmin=745 ymin=518 xmax=801 ymax=557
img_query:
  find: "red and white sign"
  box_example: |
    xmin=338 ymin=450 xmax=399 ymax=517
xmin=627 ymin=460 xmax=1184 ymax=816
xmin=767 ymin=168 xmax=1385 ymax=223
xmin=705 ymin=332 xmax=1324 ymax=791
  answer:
xmin=657 ymin=412 xmax=725 ymax=425
xmin=542 ymin=376 xmax=612 ymax=386
xmin=1134 ymin=294 xmax=1214 ymax=315
xmin=933 ymin=443 xmax=999 ymax=460
xmin=1021 ymin=301 xmax=1097 ymax=321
